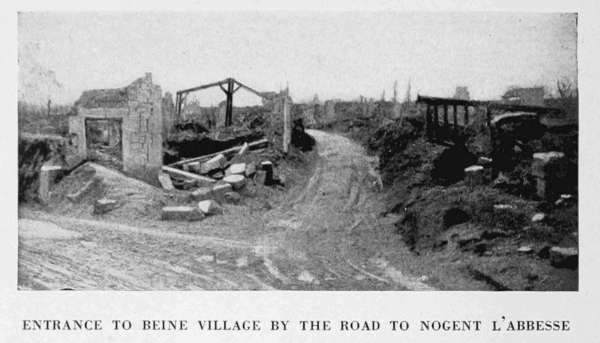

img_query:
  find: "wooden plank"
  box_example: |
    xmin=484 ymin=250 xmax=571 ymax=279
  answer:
xmin=161 ymin=166 xmax=216 ymax=184
xmin=177 ymin=79 xmax=229 ymax=95
xmin=167 ymin=138 xmax=269 ymax=167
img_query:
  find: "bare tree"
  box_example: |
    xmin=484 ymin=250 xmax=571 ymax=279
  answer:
xmin=556 ymin=77 xmax=576 ymax=99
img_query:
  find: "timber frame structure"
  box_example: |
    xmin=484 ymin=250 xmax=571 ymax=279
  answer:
xmin=416 ymin=95 xmax=563 ymax=177
xmin=175 ymin=78 xmax=269 ymax=126
xmin=416 ymin=95 xmax=561 ymax=145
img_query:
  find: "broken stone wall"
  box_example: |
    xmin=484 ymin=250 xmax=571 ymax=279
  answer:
xmin=162 ymin=92 xmax=175 ymax=137
xmin=69 ymin=73 xmax=163 ymax=184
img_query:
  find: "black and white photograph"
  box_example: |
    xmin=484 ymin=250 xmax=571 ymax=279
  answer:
xmin=17 ymin=11 xmax=579 ymax=291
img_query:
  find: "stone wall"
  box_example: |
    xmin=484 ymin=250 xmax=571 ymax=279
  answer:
xmin=162 ymin=92 xmax=175 ymax=137
xmin=69 ymin=73 xmax=163 ymax=184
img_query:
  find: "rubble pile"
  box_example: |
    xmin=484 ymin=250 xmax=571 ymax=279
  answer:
xmin=158 ymin=139 xmax=289 ymax=221
xmin=349 ymin=110 xmax=578 ymax=290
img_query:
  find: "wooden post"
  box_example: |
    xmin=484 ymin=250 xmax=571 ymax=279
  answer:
xmin=425 ymin=104 xmax=431 ymax=140
xmin=432 ymin=105 xmax=439 ymax=142
xmin=464 ymin=105 xmax=469 ymax=125
xmin=175 ymin=93 xmax=181 ymax=121
xmin=487 ymin=107 xmax=498 ymax=178
xmin=443 ymin=105 xmax=449 ymax=140
xmin=282 ymin=95 xmax=291 ymax=154
xmin=225 ymin=78 xmax=234 ymax=126
xmin=453 ymin=104 xmax=458 ymax=137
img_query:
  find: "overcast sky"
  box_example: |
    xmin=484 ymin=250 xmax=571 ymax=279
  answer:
xmin=18 ymin=12 xmax=577 ymax=105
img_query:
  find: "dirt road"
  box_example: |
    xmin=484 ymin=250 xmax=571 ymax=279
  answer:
xmin=18 ymin=130 xmax=433 ymax=290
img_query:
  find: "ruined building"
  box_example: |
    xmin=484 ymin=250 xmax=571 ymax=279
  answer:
xmin=68 ymin=73 xmax=163 ymax=183
xmin=454 ymin=86 xmax=470 ymax=100
xmin=502 ymin=86 xmax=545 ymax=106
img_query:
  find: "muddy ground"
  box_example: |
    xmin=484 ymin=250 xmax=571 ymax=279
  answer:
xmin=20 ymin=130 xmax=456 ymax=290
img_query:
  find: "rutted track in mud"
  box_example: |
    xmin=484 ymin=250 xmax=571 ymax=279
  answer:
xmin=18 ymin=130 xmax=433 ymax=290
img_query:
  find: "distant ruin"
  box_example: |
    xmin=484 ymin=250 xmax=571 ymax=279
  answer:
xmin=502 ymin=86 xmax=545 ymax=106
xmin=68 ymin=73 xmax=163 ymax=183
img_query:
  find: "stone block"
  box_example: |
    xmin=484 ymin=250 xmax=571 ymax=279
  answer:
xmin=245 ymin=162 xmax=257 ymax=177
xmin=464 ymin=165 xmax=485 ymax=186
xmin=211 ymin=183 xmax=233 ymax=201
xmin=255 ymin=170 xmax=266 ymax=185
xmin=158 ymin=172 xmax=174 ymax=190
xmin=39 ymin=164 xmax=62 ymax=204
xmin=477 ymin=156 xmax=492 ymax=166
xmin=197 ymin=200 xmax=223 ymax=216
xmin=531 ymin=213 xmax=545 ymax=223
xmin=182 ymin=179 xmax=198 ymax=190
xmin=549 ymin=246 xmax=578 ymax=269
xmin=185 ymin=162 xmax=201 ymax=174
xmin=191 ymin=187 xmax=212 ymax=201
xmin=555 ymin=194 xmax=575 ymax=206
xmin=161 ymin=206 xmax=204 ymax=221
xmin=535 ymin=177 xmax=547 ymax=199
xmin=223 ymin=174 xmax=246 ymax=190
xmin=517 ymin=246 xmax=533 ymax=254
xmin=93 ymin=198 xmax=119 ymax=214
xmin=211 ymin=171 xmax=224 ymax=179
xmin=531 ymin=151 xmax=565 ymax=178
xmin=200 ymin=154 xmax=226 ymax=174
xmin=260 ymin=160 xmax=273 ymax=171
xmin=260 ymin=161 xmax=274 ymax=185
xmin=226 ymin=163 xmax=246 ymax=176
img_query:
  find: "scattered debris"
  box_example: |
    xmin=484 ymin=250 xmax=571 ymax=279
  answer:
xmin=211 ymin=183 xmax=233 ymax=201
xmin=549 ymin=246 xmax=578 ymax=269
xmin=223 ymin=174 xmax=246 ymax=190
xmin=224 ymin=192 xmax=241 ymax=204
xmin=555 ymin=194 xmax=575 ymax=206
xmin=275 ymin=174 xmax=287 ymax=187
xmin=464 ymin=165 xmax=485 ymax=186
xmin=93 ymin=198 xmax=119 ymax=215
xmin=197 ymin=200 xmax=223 ymax=216
xmin=200 ymin=154 xmax=227 ymax=174
xmin=157 ymin=172 xmax=174 ymax=190
xmin=39 ymin=164 xmax=63 ymax=204
xmin=297 ymin=270 xmax=319 ymax=285
xmin=168 ymin=138 xmax=269 ymax=168
xmin=161 ymin=206 xmax=204 ymax=221
xmin=477 ymin=156 xmax=492 ymax=166
xmin=531 ymin=213 xmax=545 ymax=222
xmin=161 ymin=166 xmax=216 ymax=187
xmin=517 ymin=246 xmax=533 ymax=254
xmin=245 ymin=162 xmax=257 ymax=178
xmin=226 ymin=163 xmax=246 ymax=176
xmin=531 ymin=151 xmax=567 ymax=199
xmin=191 ymin=187 xmax=212 ymax=201
xmin=260 ymin=161 xmax=275 ymax=185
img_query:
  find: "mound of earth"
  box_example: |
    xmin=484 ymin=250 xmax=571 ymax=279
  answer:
xmin=47 ymin=162 xmax=170 ymax=221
